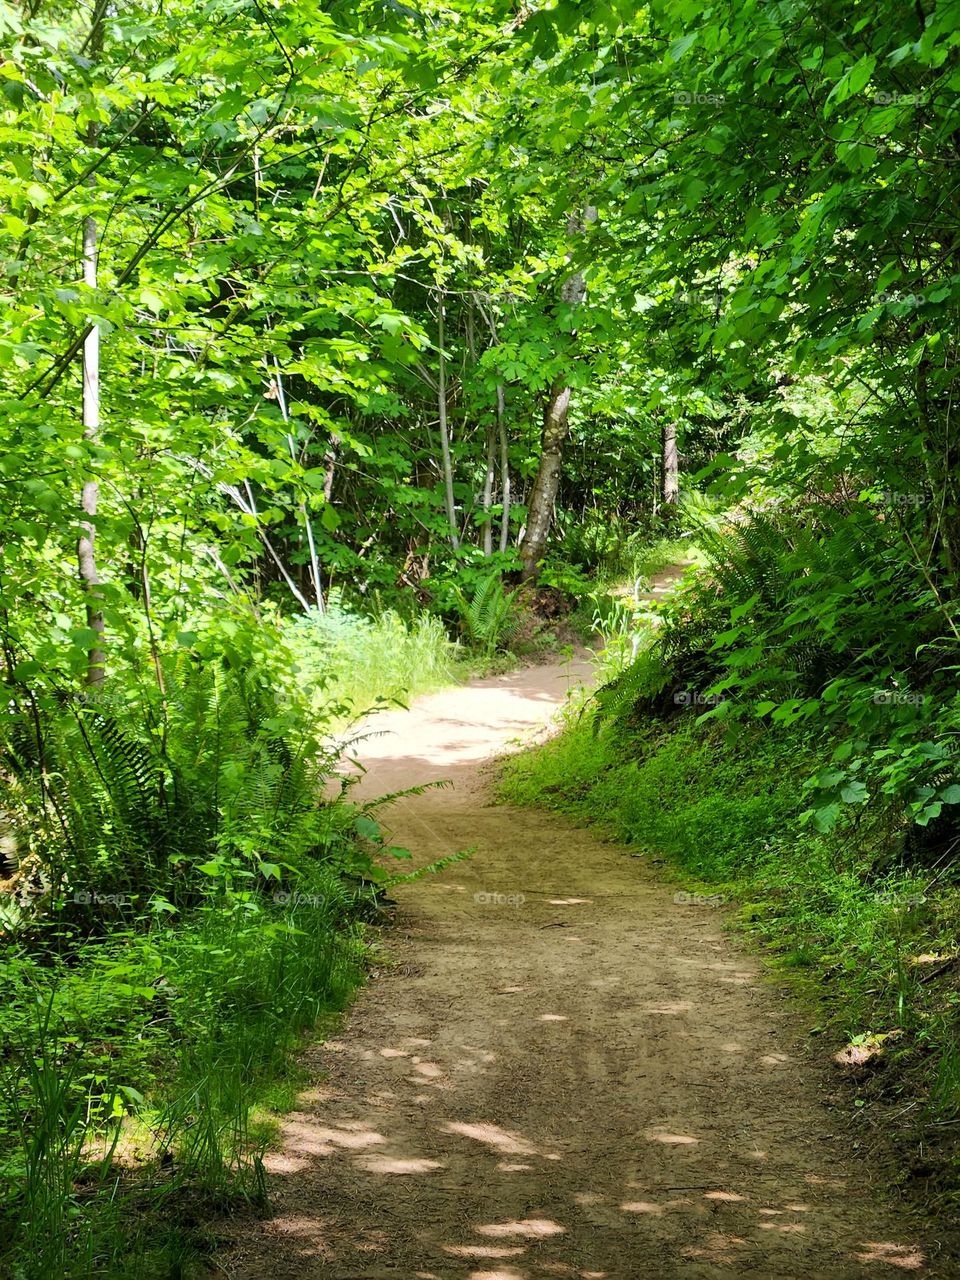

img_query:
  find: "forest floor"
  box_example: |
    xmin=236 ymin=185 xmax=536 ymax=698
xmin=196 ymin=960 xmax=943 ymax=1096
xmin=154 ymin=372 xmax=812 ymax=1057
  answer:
xmin=215 ymin=655 xmax=956 ymax=1280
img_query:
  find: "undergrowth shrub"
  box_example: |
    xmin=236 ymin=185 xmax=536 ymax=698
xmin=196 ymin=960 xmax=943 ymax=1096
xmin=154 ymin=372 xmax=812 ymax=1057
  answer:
xmin=0 ymin=603 xmax=463 ymax=1277
xmin=449 ymin=573 xmax=520 ymax=659
xmin=596 ymin=507 xmax=960 ymax=841
xmin=552 ymin=508 xmax=698 ymax=588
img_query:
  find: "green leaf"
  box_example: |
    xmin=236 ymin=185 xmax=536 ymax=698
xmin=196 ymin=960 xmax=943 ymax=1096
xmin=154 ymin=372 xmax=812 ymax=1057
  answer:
xmin=667 ymin=32 xmax=698 ymax=61
xmin=812 ymin=803 xmax=842 ymax=832
xmin=840 ymin=780 xmax=868 ymax=805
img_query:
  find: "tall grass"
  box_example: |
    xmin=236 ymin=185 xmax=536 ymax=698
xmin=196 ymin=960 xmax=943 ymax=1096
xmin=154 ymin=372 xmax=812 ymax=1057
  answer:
xmin=156 ymin=885 xmax=363 ymax=1202
xmin=0 ymin=995 xmax=119 ymax=1278
xmin=0 ymin=876 xmax=367 ymax=1277
xmin=286 ymin=602 xmax=459 ymax=718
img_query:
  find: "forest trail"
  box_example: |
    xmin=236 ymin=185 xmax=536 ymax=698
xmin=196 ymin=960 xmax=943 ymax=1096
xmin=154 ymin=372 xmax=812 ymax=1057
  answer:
xmin=222 ymin=659 xmax=943 ymax=1280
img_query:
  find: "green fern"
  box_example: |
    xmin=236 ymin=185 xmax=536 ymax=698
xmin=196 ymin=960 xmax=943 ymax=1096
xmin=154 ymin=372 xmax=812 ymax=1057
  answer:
xmin=451 ymin=574 xmax=519 ymax=658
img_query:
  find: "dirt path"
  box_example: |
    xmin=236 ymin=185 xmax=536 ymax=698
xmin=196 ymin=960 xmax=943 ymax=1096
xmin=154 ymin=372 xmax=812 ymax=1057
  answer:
xmin=223 ymin=658 xmax=948 ymax=1280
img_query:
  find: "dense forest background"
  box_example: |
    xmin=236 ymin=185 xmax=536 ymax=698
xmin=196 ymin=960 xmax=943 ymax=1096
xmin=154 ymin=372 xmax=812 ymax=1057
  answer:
xmin=4 ymin=0 xmax=960 ymax=1273
xmin=8 ymin=0 xmax=960 ymax=658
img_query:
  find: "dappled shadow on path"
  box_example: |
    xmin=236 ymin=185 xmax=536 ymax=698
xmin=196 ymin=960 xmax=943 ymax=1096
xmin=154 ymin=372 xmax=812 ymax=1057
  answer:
xmin=219 ymin=853 xmax=938 ymax=1277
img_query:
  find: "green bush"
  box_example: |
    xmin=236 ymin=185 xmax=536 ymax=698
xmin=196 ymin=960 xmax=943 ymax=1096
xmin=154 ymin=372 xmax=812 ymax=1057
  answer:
xmin=593 ymin=508 xmax=960 ymax=840
xmin=551 ymin=509 xmax=699 ymax=588
xmin=0 ymin=603 xmax=460 ymax=1277
xmin=449 ymin=573 xmax=520 ymax=659
xmin=286 ymin=599 xmax=459 ymax=718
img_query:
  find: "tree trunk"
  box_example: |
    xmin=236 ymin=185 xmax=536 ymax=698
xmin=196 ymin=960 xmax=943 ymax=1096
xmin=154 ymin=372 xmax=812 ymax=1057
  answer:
xmin=436 ymin=299 xmax=459 ymax=550
xmin=519 ymin=205 xmax=595 ymax=582
xmin=474 ymin=302 xmax=511 ymax=555
xmin=481 ymin=415 xmax=496 ymax=557
xmin=519 ymin=379 xmax=573 ymax=581
xmin=661 ymin=419 xmax=679 ymax=509
xmin=322 ymin=437 xmax=338 ymax=503
xmin=497 ymin=382 xmax=511 ymax=554
xmin=77 ymin=5 xmax=106 ymax=687
xmin=917 ymin=357 xmax=959 ymax=582
xmin=274 ymin=357 xmax=324 ymax=611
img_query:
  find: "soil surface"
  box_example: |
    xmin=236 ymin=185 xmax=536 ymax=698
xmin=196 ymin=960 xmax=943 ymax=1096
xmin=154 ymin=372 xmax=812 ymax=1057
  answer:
xmin=220 ymin=657 xmax=954 ymax=1279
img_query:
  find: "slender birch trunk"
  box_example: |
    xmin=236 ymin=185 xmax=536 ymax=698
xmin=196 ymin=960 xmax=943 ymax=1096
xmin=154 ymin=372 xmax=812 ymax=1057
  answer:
xmin=497 ymin=382 xmax=511 ymax=553
xmin=436 ymin=299 xmax=459 ymax=550
xmin=273 ymin=357 xmax=324 ymax=611
xmin=661 ymin=419 xmax=679 ymax=509
xmin=77 ymin=2 xmax=106 ymax=686
xmin=481 ymin=416 xmax=496 ymax=557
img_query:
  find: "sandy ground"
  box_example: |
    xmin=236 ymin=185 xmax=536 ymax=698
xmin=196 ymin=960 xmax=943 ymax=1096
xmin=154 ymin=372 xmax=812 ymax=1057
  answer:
xmin=219 ymin=657 xmax=954 ymax=1280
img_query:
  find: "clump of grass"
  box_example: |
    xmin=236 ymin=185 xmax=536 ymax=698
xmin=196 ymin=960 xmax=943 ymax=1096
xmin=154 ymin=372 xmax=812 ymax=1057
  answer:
xmin=286 ymin=602 xmax=460 ymax=718
xmin=0 ymin=873 xmax=367 ymax=1278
